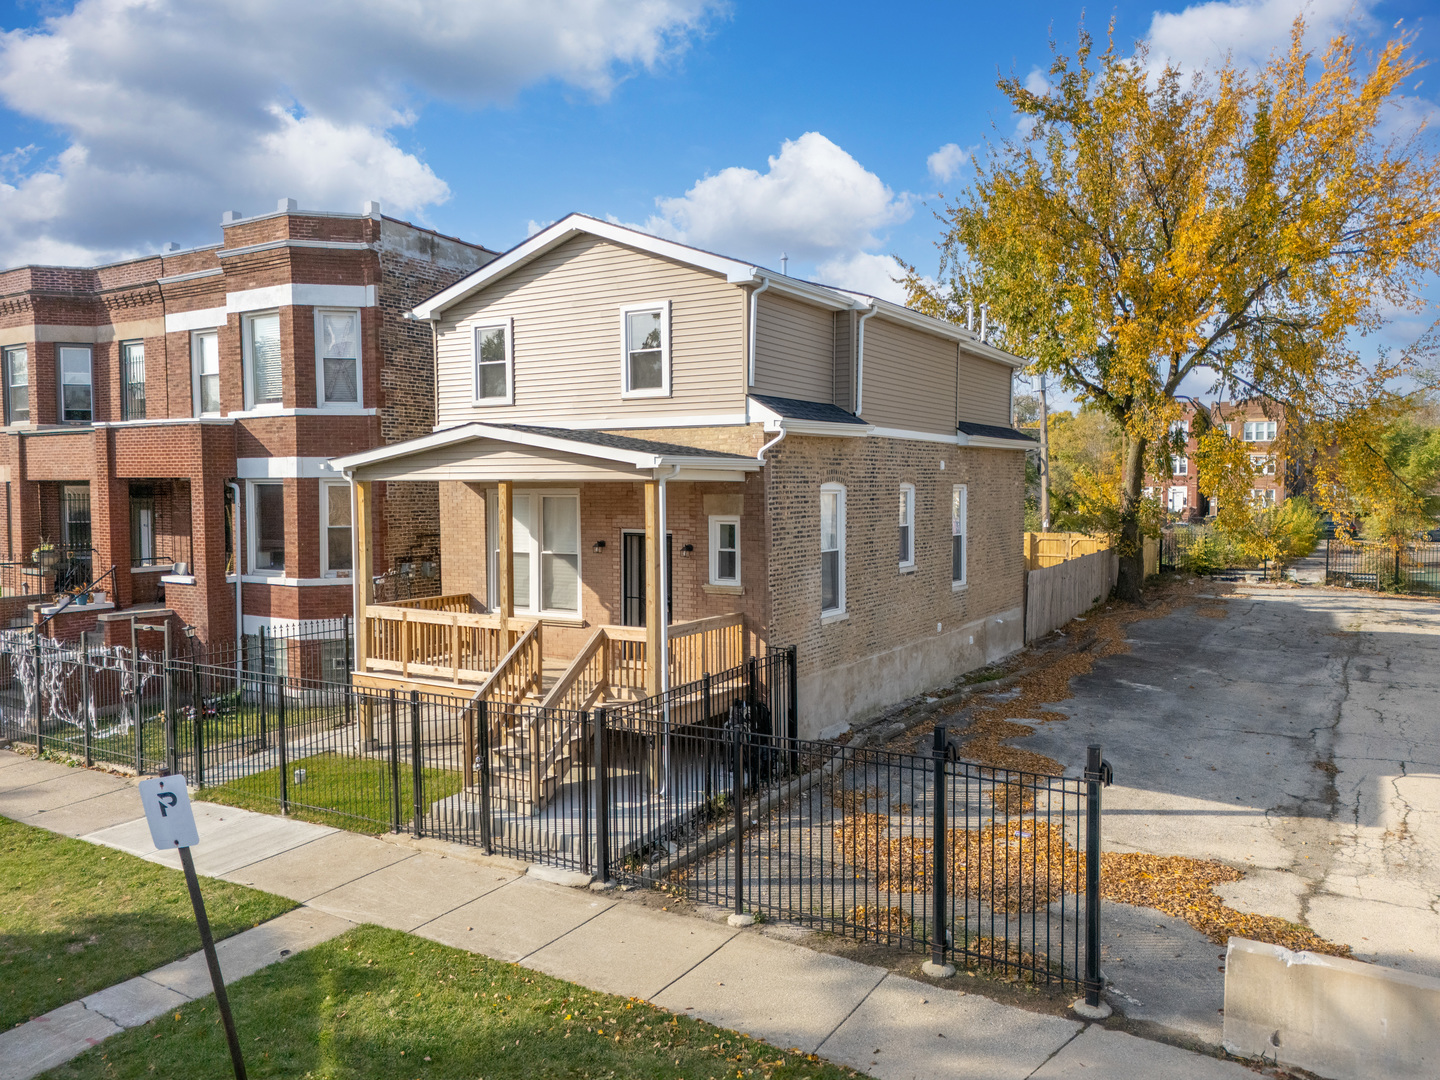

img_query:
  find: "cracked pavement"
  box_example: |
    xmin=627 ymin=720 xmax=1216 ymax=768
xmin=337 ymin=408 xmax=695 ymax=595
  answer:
xmin=1014 ymin=585 xmax=1440 ymax=1044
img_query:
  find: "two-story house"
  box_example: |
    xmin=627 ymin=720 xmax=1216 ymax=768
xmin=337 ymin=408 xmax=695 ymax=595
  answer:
xmin=0 ymin=199 xmax=493 ymax=646
xmin=333 ymin=215 xmax=1032 ymax=739
xmin=1154 ymin=399 xmax=1286 ymax=518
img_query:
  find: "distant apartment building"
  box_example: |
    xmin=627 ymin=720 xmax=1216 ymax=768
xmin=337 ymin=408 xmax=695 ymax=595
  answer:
xmin=0 ymin=199 xmax=494 ymax=643
xmin=1149 ymin=399 xmax=1286 ymax=517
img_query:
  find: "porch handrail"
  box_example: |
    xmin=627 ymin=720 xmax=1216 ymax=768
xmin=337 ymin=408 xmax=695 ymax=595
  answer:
xmin=474 ymin=619 xmax=544 ymax=704
xmin=540 ymin=626 xmax=610 ymax=711
xmin=374 ymin=593 xmax=476 ymax=613
xmin=667 ymin=612 xmax=746 ymax=685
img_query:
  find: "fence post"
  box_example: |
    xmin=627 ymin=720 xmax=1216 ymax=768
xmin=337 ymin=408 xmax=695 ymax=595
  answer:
xmin=1084 ymin=744 xmax=1104 ymax=1008
xmin=192 ymin=652 xmax=204 ymax=788
xmin=410 ymin=691 xmax=423 ymax=839
xmin=80 ymin=632 xmax=92 ymax=768
xmin=131 ymin=620 xmax=142 ymax=774
xmin=477 ymin=698 xmax=493 ymax=854
xmin=732 ymin=712 xmax=745 ymax=920
xmin=343 ymin=615 xmax=354 ymax=736
xmin=163 ymin=633 xmax=177 ymax=779
xmin=925 ymin=724 xmax=955 ymax=976
xmin=277 ymin=674 xmax=289 ymax=815
xmin=580 ymin=710 xmax=591 ymax=876
xmin=786 ymin=645 xmax=799 ymax=775
xmin=746 ymin=653 xmax=757 ymax=710
xmin=258 ymin=626 xmax=269 ymax=750
xmin=1324 ymin=537 xmax=1331 ymax=583
xmin=387 ymin=691 xmax=401 ymax=833
xmin=702 ymin=674 xmax=713 ymax=804
xmin=1396 ymin=546 xmax=1402 ymax=591
xmin=594 ymin=707 xmax=609 ymax=883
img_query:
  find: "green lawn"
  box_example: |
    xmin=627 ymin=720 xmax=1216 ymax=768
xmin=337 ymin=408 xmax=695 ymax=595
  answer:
xmin=199 ymin=752 xmax=465 ymax=834
xmin=42 ymin=924 xmax=859 ymax=1080
xmin=0 ymin=816 xmax=296 ymax=1031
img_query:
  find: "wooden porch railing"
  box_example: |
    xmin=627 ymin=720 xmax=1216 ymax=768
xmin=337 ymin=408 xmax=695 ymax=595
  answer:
xmin=378 ymin=593 xmax=478 ymax=614
xmin=362 ymin=603 xmax=531 ymax=683
xmin=474 ymin=620 xmax=544 ymax=704
xmin=666 ymin=612 xmax=745 ymax=686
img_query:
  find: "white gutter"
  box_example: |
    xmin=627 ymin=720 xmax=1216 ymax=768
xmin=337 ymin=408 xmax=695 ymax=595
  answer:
xmin=226 ymin=480 xmax=243 ymax=679
xmin=747 ymin=275 xmax=771 ymax=388
xmin=757 ymin=423 xmax=787 ymax=463
xmin=855 ymin=304 xmax=878 ymax=416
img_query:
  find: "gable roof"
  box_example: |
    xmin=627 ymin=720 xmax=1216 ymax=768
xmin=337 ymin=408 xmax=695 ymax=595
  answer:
xmin=406 ymin=213 xmax=1025 ymax=367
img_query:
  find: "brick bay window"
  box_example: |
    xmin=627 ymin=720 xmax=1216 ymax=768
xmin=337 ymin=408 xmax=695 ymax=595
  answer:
xmin=57 ymin=345 xmax=92 ymax=423
xmin=321 ymin=481 xmax=353 ymax=578
xmin=472 ymin=320 xmax=512 ymax=405
xmin=620 ymin=302 xmax=669 ymax=397
xmin=898 ymin=483 xmax=915 ymax=569
xmin=709 ymin=515 xmax=740 ymax=587
xmin=244 ymin=312 xmax=282 ymax=409
xmin=121 ymin=340 xmax=145 ymax=420
xmin=317 ymin=309 xmax=360 ymax=406
xmin=952 ymin=484 xmax=967 ymax=587
xmin=3 ymin=345 xmax=27 ymax=424
xmin=820 ymin=483 xmax=845 ymax=616
xmin=192 ymin=330 xmax=220 ymax=416
xmin=249 ymin=481 xmax=285 ymax=573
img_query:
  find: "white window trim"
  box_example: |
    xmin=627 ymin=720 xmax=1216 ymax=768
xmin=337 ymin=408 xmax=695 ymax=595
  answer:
xmin=56 ymin=343 xmax=93 ymax=424
xmin=314 ymin=307 xmax=363 ymax=410
xmin=619 ymin=301 xmax=671 ymax=399
xmin=708 ymin=515 xmax=741 ymax=586
xmin=1243 ymin=420 xmax=1277 ymax=443
xmin=1172 ymin=456 xmax=1188 ymax=476
xmin=898 ymin=483 xmax=916 ymax=570
xmin=319 ymin=480 xmax=353 ymax=579
xmin=242 ymin=310 xmax=282 ymax=412
xmin=471 ymin=317 xmax=514 ymax=406
xmin=820 ymin=482 xmax=846 ymax=617
xmin=486 ymin=487 xmax=582 ymax=617
xmin=1168 ymin=486 xmax=1188 ymax=511
xmin=952 ymin=483 xmax=968 ymax=588
xmin=247 ymin=479 xmax=285 ymax=576
xmin=3 ymin=344 xmax=28 ymax=426
xmin=191 ymin=329 xmax=221 ymax=417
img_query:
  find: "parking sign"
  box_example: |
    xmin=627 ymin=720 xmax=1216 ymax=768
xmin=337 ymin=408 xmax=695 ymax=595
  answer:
xmin=137 ymin=775 xmax=199 ymax=850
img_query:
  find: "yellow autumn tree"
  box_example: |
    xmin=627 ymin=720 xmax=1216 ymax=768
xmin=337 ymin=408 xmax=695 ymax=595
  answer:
xmin=906 ymin=19 xmax=1440 ymax=600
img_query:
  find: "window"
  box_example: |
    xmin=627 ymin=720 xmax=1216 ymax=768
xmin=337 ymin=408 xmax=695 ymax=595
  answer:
xmin=3 ymin=346 xmax=27 ymax=424
xmin=62 ymin=485 xmax=91 ymax=552
xmin=472 ymin=321 xmax=512 ymax=404
xmin=620 ymin=302 xmax=669 ymax=397
xmin=250 ymin=481 xmax=285 ymax=573
xmin=1250 ymin=454 xmax=1277 ymax=475
xmin=820 ymin=484 xmax=845 ymax=615
xmin=1243 ymin=420 xmax=1277 ymax=442
xmin=317 ymin=309 xmax=360 ymax=406
xmin=1172 ymin=456 xmax=1188 ymax=476
xmin=130 ymin=489 xmax=156 ymax=566
xmin=244 ymin=312 xmax=282 ymax=407
xmin=58 ymin=345 xmax=92 ymax=423
xmin=1250 ymin=488 xmax=1278 ymax=507
xmin=898 ymin=483 xmax=915 ymax=568
xmin=709 ymin=516 xmax=740 ymax=586
xmin=321 ymin=482 xmax=352 ymax=578
xmin=192 ymin=330 xmax=220 ymax=415
xmin=485 ymin=490 xmax=580 ymax=614
xmin=120 ymin=341 xmax=145 ymax=420
xmin=952 ymin=485 xmax=968 ymax=586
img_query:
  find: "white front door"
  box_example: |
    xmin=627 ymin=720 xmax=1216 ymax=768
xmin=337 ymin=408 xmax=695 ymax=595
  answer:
xmin=1168 ymin=486 xmax=1188 ymax=513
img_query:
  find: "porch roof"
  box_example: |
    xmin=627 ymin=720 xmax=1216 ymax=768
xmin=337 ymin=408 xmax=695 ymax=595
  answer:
xmin=331 ymin=422 xmax=763 ymax=484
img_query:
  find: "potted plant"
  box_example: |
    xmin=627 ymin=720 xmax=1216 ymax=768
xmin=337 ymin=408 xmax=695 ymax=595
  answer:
xmin=31 ymin=539 xmax=56 ymax=569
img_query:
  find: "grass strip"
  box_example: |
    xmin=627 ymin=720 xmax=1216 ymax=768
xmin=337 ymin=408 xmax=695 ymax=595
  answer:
xmin=0 ymin=815 xmax=295 ymax=1031
xmin=200 ymin=752 xmax=465 ymax=834
xmin=43 ymin=924 xmax=861 ymax=1080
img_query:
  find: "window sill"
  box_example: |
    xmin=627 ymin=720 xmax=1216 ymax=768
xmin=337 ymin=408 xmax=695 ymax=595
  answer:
xmin=470 ymin=399 xmax=513 ymax=408
xmin=899 ymin=564 xmax=916 ymax=575
xmin=131 ymin=564 xmax=176 ymax=575
xmin=702 ymin=583 xmax=743 ymax=596
xmin=620 ymin=389 xmax=671 ymax=400
xmin=820 ymin=610 xmax=849 ymax=626
xmin=161 ymin=574 xmax=197 ymax=586
xmin=952 ymin=581 xmax=968 ymax=592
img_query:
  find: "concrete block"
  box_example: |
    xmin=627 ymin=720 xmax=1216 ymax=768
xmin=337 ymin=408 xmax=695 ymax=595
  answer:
xmin=221 ymin=830 xmax=415 ymax=901
xmin=1223 ymin=936 xmax=1440 ymax=1079
xmin=82 ymin=975 xmax=189 ymax=1028
xmin=418 ymin=877 xmax=612 ymax=962
xmin=308 ymin=850 xmax=516 ymax=931
xmin=1032 ymin=1027 xmax=1254 ymax=1079
xmin=0 ymin=1001 xmax=121 ymax=1080
xmin=526 ymin=863 xmax=593 ymax=888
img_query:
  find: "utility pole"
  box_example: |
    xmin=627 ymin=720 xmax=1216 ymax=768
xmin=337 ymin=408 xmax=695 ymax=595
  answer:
xmin=1038 ymin=373 xmax=1051 ymax=530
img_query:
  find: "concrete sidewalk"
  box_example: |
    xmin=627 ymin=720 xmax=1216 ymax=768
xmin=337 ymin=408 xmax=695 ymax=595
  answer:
xmin=0 ymin=748 xmax=1258 ymax=1080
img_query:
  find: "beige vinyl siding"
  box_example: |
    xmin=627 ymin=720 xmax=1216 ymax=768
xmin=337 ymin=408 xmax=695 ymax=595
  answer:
xmin=832 ymin=310 xmax=853 ymax=412
xmin=957 ymin=348 xmax=1013 ymax=426
xmin=858 ymin=316 xmax=958 ymax=435
xmin=435 ymin=235 xmax=747 ymax=425
xmin=751 ymin=292 xmax=834 ymax=402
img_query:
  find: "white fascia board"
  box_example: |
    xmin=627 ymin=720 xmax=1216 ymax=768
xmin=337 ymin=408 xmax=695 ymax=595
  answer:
xmin=331 ymin=422 xmax=660 ymax=473
xmin=652 ymin=454 xmax=762 ymax=474
xmin=783 ymin=420 xmax=871 ymax=437
xmin=238 ymin=456 xmax=346 ymax=479
xmin=410 ymin=213 xmax=760 ymax=320
xmin=867 ymin=425 xmax=963 ymax=445
xmin=962 ymin=435 xmax=1034 ymax=450
xmin=165 ymin=306 xmax=228 ymax=333
xmin=227 ymin=283 xmax=376 ymax=313
xmin=760 ymin=275 xmax=863 ymax=312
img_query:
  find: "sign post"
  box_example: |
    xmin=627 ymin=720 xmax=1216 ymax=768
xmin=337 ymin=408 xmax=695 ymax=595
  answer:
xmin=137 ymin=775 xmax=248 ymax=1080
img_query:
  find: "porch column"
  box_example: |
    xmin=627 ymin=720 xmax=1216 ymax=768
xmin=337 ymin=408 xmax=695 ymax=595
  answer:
xmin=353 ymin=479 xmax=373 ymax=669
xmin=496 ymin=481 xmax=515 ymax=624
xmin=644 ymin=479 xmax=662 ymax=696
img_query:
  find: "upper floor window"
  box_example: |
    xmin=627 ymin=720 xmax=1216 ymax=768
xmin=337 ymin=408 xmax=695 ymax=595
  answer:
xmin=121 ymin=340 xmax=145 ymax=421
xmin=620 ymin=302 xmax=669 ymax=397
xmin=1243 ymin=420 xmax=1277 ymax=442
xmin=1250 ymin=488 xmax=1278 ymax=507
xmin=709 ymin=515 xmax=740 ymax=586
xmin=192 ymin=330 xmax=220 ymax=415
xmin=898 ymin=483 xmax=915 ymax=568
xmin=473 ymin=320 xmax=512 ymax=405
xmin=1250 ymin=454 xmax=1277 ymax=476
xmin=317 ymin=309 xmax=359 ymax=406
xmin=1172 ymin=456 xmax=1188 ymax=476
xmin=244 ymin=312 xmax=282 ymax=408
xmin=820 ymin=483 xmax=845 ymax=615
xmin=58 ymin=345 xmax=92 ymax=423
xmin=3 ymin=346 xmax=27 ymax=425
xmin=952 ymin=485 xmax=968 ymax=586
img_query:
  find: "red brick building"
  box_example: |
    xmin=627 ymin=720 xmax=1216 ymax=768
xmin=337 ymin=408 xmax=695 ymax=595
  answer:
xmin=1149 ymin=399 xmax=1286 ymax=518
xmin=0 ymin=199 xmax=494 ymax=643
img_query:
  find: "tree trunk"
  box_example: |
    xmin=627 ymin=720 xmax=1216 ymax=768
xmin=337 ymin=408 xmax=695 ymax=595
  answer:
xmin=1038 ymin=375 xmax=1051 ymax=529
xmin=1116 ymin=434 xmax=1148 ymax=602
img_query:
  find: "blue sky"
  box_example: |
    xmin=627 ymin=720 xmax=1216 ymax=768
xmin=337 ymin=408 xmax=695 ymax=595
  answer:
xmin=0 ymin=0 xmax=1433 ymax=326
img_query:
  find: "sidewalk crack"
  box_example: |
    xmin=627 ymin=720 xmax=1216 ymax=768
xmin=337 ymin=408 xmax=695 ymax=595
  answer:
xmin=1023 ymin=1023 xmax=1088 ymax=1078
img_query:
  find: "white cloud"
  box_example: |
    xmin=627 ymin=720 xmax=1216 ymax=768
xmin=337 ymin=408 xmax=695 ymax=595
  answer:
xmin=1145 ymin=0 xmax=1375 ymax=74
xmin=927 ymin=143 xmax=968 ymax=183
xmin=0 ymin=0 xmax=717 ymax=265
xmin=815 ymin=251 xmax=909 ymax=304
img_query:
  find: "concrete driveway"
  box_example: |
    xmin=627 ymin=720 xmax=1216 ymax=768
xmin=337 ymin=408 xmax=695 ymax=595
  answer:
xmin=1016 ymin=585 xmax=1440 ymax=1042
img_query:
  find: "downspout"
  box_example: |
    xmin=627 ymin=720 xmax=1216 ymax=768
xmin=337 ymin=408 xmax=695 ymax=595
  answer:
xmin=757 ymin=423 xmax=787 ymax=463
xmin=657 ymin=461 xmax=680 ymax=791
xmin=854 ymin=303 xmax=877 ymax=416
xmin=226 ymin=480 xmax=243 ymax=682
xmin=747 ymin=275 xmax=771 ymax=388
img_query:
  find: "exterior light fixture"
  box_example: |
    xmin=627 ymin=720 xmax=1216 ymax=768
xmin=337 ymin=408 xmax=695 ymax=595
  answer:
xmin=592 ymin=540 xmax=606 ymax=554
xmin=680 ymin=544 xmax=695 ymax=558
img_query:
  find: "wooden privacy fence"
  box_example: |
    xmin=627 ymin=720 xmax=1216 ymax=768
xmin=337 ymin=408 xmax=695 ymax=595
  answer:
xmin=1025 ymin=548 xmax=1119 ymax=642
xmin=1024 ymin=532 xmax=1109 ymax=570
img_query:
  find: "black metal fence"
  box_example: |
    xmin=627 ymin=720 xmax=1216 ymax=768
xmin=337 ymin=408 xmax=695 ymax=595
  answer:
xmin=1324 ymin=539 xmax=1440 ymax=594
xmin=2 ymin=638 xmax=1103 ymax=993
